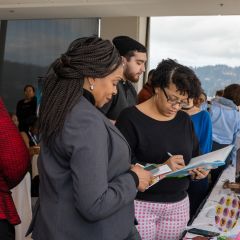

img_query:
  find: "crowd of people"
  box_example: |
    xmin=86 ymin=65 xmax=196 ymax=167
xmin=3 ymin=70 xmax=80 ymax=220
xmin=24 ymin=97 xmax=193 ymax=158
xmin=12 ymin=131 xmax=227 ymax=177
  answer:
xmin=1 ymin=35 xmax=240 ymax=240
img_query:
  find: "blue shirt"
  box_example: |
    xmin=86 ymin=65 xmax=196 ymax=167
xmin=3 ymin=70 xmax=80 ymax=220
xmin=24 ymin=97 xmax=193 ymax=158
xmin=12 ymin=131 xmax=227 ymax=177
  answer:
xmin=191 ymin=110 xmax=212 ymax=154
xmin=210 ymin=97 xmax=240 ymax=165
xmin=200 ymin=102 xmax=208 ymax=111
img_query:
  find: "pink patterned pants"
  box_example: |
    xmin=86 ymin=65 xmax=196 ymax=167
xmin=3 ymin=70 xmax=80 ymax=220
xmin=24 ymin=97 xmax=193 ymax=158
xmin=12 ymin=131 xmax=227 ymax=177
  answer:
xmin=135 ymin=196 xmax=189 ymax=240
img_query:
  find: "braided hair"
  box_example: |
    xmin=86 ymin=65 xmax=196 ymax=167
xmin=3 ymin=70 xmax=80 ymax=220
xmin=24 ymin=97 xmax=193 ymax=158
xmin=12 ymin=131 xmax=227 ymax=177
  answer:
xmin=39 ymin=37 xmax=121 ymax=147
xmin=151 ymin=59 xmax=202 ymax=99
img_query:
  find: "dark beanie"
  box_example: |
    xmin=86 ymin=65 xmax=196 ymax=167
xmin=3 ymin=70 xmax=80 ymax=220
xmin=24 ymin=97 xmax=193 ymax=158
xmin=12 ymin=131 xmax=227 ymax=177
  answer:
xmin=112 ymin=36 xmax=146 ymax=56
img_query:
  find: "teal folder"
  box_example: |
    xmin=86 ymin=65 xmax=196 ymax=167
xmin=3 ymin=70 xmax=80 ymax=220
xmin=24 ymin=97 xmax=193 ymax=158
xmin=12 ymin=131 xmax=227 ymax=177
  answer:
xmin=166 ymin=145 xmax=234 ymax=178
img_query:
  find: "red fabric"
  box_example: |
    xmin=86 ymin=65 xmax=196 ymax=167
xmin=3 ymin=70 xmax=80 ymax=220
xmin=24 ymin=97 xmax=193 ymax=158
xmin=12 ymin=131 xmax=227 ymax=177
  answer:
xmin=137 ymin=83 xmax=154 ymax=104
xmin=0 ymin=98 xmax=30 ymax=225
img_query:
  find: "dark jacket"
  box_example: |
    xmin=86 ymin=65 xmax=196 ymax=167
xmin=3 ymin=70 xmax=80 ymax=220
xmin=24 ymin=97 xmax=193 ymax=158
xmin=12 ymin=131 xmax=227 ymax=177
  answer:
xmin=101 ymin=80 xmax=137 ymax=120
xmin=16 ymin=96 xmax=37 ymax=132
xmin=32 ymin=96 xmax=137 ymax=240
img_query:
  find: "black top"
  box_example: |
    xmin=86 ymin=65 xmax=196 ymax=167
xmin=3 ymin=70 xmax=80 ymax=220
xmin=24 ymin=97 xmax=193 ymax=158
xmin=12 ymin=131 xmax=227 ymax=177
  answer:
xmin=100 ymin=80 xmax=137 ymax=120
xmin=83 ymin=89 xmax=95 ymax=105
xmin=116 ymin=107 xmax=200 ymax=203
xmin=16 ymin=96 xmax=37 ymax=133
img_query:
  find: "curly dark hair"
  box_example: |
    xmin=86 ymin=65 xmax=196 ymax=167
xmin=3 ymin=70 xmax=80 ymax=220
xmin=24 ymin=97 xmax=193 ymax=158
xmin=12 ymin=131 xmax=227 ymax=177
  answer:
xmin=24 ymin=84 xmax=35 ymax=92
xmin=151 ymin=59 xmax=202 ymax=99
xmin=223 ymin=84 xmax=240 ymax=106
xmin=39 ymin=36 xmax=122 ymax=147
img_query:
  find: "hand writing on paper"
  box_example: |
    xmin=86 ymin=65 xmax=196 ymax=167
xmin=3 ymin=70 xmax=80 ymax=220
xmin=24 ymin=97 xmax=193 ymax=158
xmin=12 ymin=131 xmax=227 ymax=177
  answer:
xmin=189 ymin=167 xmax=209 ymax=180
xmin=165 ymin=155 xmax=185 ymax=171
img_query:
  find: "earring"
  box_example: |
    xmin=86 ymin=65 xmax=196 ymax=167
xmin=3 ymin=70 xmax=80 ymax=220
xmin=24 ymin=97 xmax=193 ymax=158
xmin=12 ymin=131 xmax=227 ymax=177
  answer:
xmin=90 ymin=84 xmax=94 ymax=91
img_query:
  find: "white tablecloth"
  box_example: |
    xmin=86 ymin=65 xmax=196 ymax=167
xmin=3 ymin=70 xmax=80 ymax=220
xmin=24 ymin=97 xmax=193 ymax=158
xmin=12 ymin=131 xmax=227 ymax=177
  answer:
xmin=185 ymin=165 xmax=240 ymax=239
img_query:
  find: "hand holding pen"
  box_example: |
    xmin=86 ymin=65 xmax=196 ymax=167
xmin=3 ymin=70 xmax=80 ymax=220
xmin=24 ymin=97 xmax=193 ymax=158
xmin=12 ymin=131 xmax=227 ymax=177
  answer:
xmin=166 ymin=152 xmax=185 ymax=171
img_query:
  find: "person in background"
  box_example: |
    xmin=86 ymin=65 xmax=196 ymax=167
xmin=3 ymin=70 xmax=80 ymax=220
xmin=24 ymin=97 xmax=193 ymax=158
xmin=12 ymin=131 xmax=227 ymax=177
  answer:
xmin=198 ymin=91 xmax=208 ymax=111
xmin=9 ymin=113 xmax=33 ymax=240
xmin=182 ymin=91 xmax=212 ymax=220
xmin=0 ymin=98 xmax=30 ymax=240
xmin=101 ymin=35 xmax=147 ymax=121
xmin=10 ymin=113 xmax=40 ymax=156
xmin=215 ymin=89 xmax=224 ymax=98
xmin=209 ymin=84 xmax=240 ymax=188
xmin=10 ymin=113 xmax=40 ymax=197
xmin=116 ymin=59 xmax=209 ymax=240
xmin=30 ymin=37 xmax=152 ymax=240
xmin=26 ymin=117 xmax=40 ymax=147
xmin=26 ymin=117 xmax=40 ymax=197
xmin=9 ymin=113 xmax=29 ymax=148
xmin=16 ymin=84 xmax=37 ymax=133
xmin=138 ymin=69 xmax=155 ymax=104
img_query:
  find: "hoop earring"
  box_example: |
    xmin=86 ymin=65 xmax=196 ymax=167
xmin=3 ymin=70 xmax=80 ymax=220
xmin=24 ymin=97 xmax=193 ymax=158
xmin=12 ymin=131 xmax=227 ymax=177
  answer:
xmin=90 ymin=84 xmax=94 ymax=91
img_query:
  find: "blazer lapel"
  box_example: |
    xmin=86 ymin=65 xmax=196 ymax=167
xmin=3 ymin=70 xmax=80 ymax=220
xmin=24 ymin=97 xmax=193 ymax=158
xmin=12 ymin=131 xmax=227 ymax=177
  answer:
xmin=103 ymin=117 xmax=130 ymax=146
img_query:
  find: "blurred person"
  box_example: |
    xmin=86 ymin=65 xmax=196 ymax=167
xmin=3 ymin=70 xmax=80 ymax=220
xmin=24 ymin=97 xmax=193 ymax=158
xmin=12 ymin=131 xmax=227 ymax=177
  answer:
xmin=16 ymin=84 xmax=37 ymax=133
xmin=101 ymin=35 xmax=147 ymax=121
xmin=9 ymin=113 xmax=33 ymax=240
xmin=116 ymin=59 xmax=209 ymax=240
xmin=209 ymin=84 xmax=240 ymax=187
xmin=138 ymin=69 xmax=155 ymax=103
xmin=10 ymin=113 xmax=19 ymax=126
xmin=10 ymin=113 xmax=40 ymax=197
xmin=26 ymin=117 xmax=39 ymax=147
xmin=29 ymin=37 xmax=152 ymax=240
xmin=26 ymin=117 xmax=40 ymax=197
xmin=215 ymin=89 xmax=224 ymax=97
xmin=182 ymin=91 xmax=212 ymax=220
xmin=183 ymin=91 xmax=212 ymax=154
xmin=9 ymin=113 xmax=29 ymax=148
xmin=10 ymin=113 xmax=40 ymax=156
xmin=0 ymin=98 xmax=30 ymax=240
xmin=197 ymin=91 xmax=208 ymax=111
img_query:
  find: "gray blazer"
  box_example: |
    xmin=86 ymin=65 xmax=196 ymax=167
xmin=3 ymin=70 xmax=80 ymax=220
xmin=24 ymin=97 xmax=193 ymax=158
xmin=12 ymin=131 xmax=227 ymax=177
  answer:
xmin=32 ymin=97 xmax=137 ymax=240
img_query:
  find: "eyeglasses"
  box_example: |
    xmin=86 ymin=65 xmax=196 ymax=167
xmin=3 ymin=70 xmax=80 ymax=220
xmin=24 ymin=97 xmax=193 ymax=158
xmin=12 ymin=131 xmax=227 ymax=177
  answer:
xmin=161 ymin=88 xmax=189 ymax=108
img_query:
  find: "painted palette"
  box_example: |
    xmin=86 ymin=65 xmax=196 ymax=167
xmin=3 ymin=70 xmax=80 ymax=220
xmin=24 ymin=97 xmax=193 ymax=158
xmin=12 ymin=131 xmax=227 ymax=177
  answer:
xmin=215 ymin=195 xmax=240 ymax=232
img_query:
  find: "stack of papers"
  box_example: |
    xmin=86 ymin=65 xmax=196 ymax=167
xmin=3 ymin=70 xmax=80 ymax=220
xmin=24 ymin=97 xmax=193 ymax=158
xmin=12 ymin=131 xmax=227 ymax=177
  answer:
xmin=136 ymin=145 xmax=233 ymax=186
xmin=137 ymin=163 xmax=172 ymax=188
xmin=143 ymin=163 xmax=172 ymax=176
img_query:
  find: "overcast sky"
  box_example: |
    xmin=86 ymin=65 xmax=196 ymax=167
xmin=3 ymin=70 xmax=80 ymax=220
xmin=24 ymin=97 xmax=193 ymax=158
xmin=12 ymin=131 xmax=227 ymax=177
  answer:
xmin=149 ymin=16 xmax=240 ymax=69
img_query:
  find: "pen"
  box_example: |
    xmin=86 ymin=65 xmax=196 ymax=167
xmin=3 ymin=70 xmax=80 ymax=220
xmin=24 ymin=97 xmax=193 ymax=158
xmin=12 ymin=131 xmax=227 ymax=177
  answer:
xmin=167 ymin=152 xmax=173 ymax=157
xmin=179 ymin=229 xmax=187 ymax=240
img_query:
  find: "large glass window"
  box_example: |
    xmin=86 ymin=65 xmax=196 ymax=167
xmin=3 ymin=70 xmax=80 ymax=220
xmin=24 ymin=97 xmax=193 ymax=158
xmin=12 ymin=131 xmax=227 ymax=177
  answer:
xmin=149 ymin=16 xmax=240 ymax=97
xmin=0 ymin=18 xmax=99 ymax=111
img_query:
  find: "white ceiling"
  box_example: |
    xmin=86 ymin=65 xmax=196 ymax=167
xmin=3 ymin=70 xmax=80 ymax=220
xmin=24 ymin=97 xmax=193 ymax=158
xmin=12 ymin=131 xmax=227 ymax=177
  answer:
xmin=0 ymin=0 xmax=239 ymax=20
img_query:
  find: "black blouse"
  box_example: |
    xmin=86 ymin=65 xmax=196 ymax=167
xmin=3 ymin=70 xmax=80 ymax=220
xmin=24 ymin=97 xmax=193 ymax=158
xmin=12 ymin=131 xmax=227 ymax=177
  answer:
xmin=116 ymin=106 xmax=200 ymax=203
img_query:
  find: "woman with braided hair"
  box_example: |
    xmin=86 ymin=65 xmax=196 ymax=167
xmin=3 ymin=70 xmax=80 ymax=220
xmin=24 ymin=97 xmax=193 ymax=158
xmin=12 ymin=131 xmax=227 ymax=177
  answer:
xmin=30 ymin=37 xmax=152 ymax=240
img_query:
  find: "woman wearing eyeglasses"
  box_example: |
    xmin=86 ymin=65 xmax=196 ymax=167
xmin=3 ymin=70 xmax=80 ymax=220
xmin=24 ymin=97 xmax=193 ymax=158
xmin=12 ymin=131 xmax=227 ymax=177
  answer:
xmin=116 ymin=59 xmax=209 ymax=240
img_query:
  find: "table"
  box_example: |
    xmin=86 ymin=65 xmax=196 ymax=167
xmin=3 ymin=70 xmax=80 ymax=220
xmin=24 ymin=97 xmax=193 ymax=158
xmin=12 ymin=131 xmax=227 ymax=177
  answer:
xmin=184 ymin=165 xmax=240 ymax=239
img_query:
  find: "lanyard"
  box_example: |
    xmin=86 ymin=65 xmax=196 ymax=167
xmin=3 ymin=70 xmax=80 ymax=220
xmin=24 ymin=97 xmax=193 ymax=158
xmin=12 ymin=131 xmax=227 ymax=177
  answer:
xmin=28 ymin=131 xmax=38 ymax=146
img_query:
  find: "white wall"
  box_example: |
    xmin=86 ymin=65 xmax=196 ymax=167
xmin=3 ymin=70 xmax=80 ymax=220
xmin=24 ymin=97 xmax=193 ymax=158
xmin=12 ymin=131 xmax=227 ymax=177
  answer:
xmin=100 ymin=17 xmax=148 ymax=92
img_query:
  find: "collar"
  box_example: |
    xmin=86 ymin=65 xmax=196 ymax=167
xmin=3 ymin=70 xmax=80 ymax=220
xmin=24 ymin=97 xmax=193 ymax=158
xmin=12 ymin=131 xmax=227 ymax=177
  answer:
xmin=212 ymin=96 xmax=238 ymax=110
xmin=83 ymin=89 xmax=95 ymax=106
